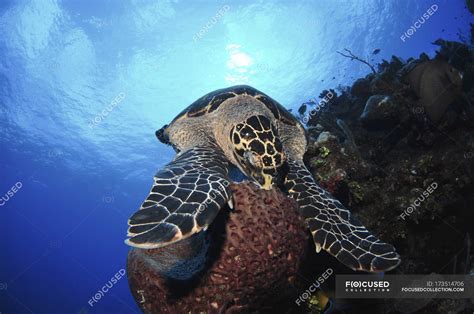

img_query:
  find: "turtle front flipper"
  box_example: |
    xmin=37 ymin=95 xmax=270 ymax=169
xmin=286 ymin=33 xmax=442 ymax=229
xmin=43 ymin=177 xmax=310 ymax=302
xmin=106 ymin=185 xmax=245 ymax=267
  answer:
xmin=125 ymin=144 xmax=231 ymax=249
xmin=285 ymin=160 xmax=401 ymax=272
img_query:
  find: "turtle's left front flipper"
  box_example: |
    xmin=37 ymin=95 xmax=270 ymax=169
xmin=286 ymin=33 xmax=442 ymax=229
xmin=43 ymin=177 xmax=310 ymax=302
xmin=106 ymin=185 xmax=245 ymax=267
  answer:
xmin=285 ymin=160 xmax=401 ymax=272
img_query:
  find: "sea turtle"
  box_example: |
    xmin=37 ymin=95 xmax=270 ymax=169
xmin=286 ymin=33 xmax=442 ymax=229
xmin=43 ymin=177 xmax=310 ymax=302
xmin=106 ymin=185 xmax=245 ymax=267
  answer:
xmin=126 ymin=85 xmax=401 ymax=272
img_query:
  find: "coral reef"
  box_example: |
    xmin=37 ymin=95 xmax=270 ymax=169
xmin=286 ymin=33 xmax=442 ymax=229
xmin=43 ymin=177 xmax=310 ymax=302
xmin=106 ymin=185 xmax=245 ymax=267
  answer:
xmin=360 ymin=95 xmax=400 ymax=129
xmin=299 ymin=39 xmax=474 ymax=312
xmin=127 ymin=182 xmax=308 ymax=313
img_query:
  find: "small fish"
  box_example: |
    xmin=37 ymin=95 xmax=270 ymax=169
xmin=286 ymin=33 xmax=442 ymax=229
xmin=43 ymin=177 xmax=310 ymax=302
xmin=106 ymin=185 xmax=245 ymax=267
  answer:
xmin=298 ymin=104 xmax=307 ymax=115
xmin=373 ymin=49 xmax=381 ymax=55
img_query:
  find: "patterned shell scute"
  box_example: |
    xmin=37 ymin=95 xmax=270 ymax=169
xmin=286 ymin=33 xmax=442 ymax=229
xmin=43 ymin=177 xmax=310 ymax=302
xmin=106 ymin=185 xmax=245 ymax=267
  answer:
xmin=174 ymin=85 xmax=299 ymax=127
xmin=254 ymin=93 xmax=297 ymax=126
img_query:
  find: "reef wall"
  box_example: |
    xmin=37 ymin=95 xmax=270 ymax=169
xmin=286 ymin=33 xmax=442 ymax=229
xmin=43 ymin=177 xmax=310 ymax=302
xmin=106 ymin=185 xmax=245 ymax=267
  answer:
xmin=299 ymin=38 xmax=474 ymax=313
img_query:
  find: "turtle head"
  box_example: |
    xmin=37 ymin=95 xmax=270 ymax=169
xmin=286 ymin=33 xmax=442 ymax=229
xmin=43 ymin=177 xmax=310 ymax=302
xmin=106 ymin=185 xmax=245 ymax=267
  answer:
xmin=230 ymin=115 xmax=287 ymax=190
xmin=156 ymin=124 xmax=182 ymax=153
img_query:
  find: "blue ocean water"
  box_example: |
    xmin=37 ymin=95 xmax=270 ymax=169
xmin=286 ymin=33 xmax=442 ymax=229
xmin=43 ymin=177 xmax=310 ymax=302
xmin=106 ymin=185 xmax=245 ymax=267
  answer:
xmin=0 ymin=0 xmax=471 ymax=313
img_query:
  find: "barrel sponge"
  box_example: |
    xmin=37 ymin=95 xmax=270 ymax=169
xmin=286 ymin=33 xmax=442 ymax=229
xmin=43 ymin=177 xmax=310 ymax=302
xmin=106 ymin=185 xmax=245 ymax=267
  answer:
xmin=126 ymin=182 xmax=309 ymax=313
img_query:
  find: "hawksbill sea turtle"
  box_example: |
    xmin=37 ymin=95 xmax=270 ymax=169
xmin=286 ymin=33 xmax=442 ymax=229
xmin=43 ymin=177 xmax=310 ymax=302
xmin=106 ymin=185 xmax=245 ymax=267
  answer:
xmin=125 ymin=85 xmax=401 ymax=272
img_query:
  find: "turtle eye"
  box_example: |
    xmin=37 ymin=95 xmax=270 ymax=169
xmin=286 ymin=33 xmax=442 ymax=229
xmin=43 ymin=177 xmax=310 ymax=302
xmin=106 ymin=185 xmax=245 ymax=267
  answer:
xmin=241 ymin=126 xmax=256 ymax=140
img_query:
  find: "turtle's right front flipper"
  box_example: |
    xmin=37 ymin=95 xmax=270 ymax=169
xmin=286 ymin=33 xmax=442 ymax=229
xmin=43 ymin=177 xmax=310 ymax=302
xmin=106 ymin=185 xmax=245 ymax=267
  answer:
xmin=285 ymin=160 xmax=401 ymax=272
xmin=125 ymin=144 xmax=231 ymax=249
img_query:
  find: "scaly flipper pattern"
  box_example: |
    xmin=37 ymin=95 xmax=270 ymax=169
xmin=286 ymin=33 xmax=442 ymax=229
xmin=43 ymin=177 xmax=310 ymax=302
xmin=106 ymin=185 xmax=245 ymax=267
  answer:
xmin=126 ymin=144 xmax=231 ymax=249
xmin=285 ymin=160 xmax=401 ymax=272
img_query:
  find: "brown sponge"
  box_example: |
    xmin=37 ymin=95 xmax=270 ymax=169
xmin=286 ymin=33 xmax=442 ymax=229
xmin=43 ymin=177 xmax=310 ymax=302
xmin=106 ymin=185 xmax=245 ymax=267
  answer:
xmin=126 ymin=182 xmax=309 ymax=313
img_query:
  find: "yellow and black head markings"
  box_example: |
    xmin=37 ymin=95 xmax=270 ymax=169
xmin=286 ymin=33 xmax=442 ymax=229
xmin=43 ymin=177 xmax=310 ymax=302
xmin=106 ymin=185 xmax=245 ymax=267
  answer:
xmin=230 ymin=115 xmax=286 ymax=190
xmin=127 ymin=85 xmax=401 ymax=273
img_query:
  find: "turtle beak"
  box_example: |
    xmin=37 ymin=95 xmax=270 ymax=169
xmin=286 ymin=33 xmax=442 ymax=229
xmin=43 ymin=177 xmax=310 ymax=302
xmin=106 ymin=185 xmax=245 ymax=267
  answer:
xmin=248 ymin=166 xmax=287 ymax=191
xmin=254 ymin=168 xmax=287 ymax=190
xmin=264 ymin=162 xmax=288 ymax=190
xmin=242 ymin=151 xmax=288 ymax=190
xmin=155 ymin=125 xmax=170 ymax=144
xmin=257 ymin=172 xmax=274 ymax=190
